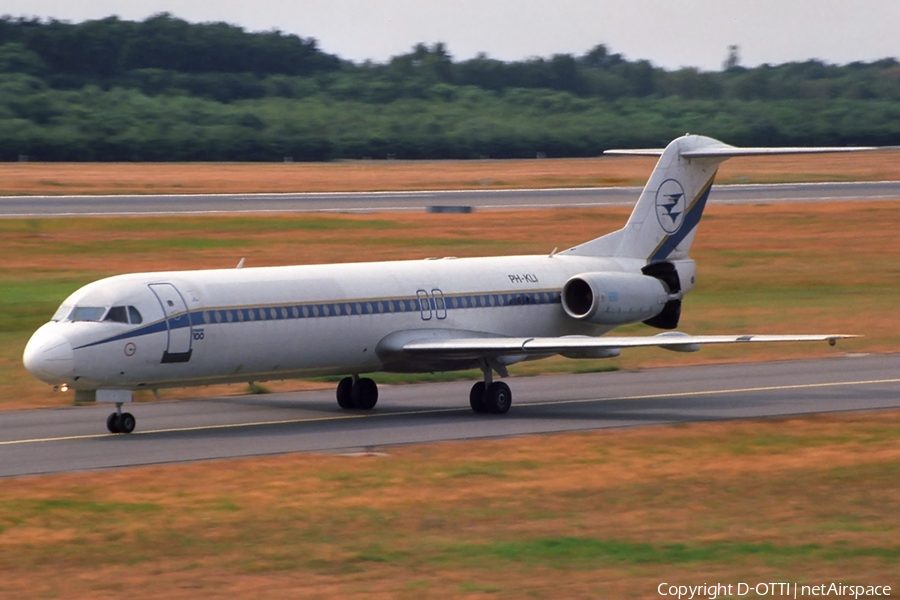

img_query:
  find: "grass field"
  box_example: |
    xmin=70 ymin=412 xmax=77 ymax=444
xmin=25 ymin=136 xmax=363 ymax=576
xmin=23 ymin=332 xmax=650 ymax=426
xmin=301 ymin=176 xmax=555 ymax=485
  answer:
xmin=1 ymin=410 xmax=897 ymax=598
xmin=2 ymin=159 xmax=899 ymax=597
xmin=2 ymin=149 xmax=900 ymax=196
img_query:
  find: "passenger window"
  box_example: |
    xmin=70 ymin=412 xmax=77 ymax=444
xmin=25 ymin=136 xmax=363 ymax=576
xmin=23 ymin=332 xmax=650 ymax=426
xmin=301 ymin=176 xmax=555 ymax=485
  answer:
xmin=128 ymin=306 xmax=143 ymax=324
xmin=104 ymin=306 xmax=129 ymax=323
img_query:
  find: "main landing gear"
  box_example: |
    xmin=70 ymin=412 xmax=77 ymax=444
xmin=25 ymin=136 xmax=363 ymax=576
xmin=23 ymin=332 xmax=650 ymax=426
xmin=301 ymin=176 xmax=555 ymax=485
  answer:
xmin=469 ymin=362 xmax=512 ymax=414
xmin=106 ymin=402 xmax=136 ymax=434
xmin=336 ymin=375 xmax=379 ymax=410
xmin=335 ymin=364 xmax=512 ymax=415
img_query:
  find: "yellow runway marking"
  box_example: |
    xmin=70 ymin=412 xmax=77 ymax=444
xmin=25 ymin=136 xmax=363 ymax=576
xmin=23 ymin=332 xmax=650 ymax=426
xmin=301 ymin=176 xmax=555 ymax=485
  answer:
xmin=3 ymin=377 xmax=899 ymax=447
xmin=0 ymin=406 xmax=466 ymax=447
xmin=517 ymin=377 xmax=900 ymax=407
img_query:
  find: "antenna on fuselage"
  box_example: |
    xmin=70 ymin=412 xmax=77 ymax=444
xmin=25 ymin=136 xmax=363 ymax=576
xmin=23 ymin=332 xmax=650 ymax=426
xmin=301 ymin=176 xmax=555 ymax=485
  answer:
xmin=236 ymin=258 xmax=245 ymax=269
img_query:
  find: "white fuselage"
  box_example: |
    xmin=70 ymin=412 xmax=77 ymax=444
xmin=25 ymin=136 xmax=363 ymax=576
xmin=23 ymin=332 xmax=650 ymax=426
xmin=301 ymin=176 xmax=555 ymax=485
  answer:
xmin=24 ymin=252 xmax=647 ymax=391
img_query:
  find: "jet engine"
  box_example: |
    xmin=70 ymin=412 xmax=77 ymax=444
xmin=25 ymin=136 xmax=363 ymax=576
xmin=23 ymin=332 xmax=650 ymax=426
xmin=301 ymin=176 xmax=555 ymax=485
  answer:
xmin=561 ymin=271 xmax=669 ymax=326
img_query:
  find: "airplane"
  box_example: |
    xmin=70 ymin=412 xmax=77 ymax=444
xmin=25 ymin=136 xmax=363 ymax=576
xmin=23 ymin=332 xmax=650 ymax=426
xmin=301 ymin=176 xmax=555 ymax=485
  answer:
xmin=22 ymin=134 xmax=866 ymax=434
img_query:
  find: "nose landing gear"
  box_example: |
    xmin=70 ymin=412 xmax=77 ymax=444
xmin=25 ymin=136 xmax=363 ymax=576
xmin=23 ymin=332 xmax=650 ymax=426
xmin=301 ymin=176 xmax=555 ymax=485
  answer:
xmin=106 ymin=403 xmax=136 ymax=434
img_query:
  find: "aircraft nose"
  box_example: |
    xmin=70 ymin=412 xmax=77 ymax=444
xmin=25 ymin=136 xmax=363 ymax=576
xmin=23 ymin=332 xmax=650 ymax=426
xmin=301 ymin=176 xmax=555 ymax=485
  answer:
xmin=23 ymin=326 xmax=74 ymax=382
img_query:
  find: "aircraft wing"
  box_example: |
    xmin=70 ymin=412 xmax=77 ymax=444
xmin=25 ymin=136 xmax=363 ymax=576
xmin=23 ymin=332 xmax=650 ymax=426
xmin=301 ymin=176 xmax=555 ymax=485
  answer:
xmin=399 ymin=332 xmax=858 ymax=359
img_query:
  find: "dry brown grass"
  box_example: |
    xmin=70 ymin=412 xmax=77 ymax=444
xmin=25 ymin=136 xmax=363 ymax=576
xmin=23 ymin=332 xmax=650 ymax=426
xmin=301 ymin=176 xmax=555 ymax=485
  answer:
xmin=1 ymin=409 xmax=897 ymax=598
xmin=2 ymin=149 xmax=900 ymax=196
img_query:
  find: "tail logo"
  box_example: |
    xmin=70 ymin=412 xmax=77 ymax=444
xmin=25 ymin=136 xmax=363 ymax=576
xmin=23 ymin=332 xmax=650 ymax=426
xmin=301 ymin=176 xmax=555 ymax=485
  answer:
xmin=655 ymin=179 xmax=686 ymax=234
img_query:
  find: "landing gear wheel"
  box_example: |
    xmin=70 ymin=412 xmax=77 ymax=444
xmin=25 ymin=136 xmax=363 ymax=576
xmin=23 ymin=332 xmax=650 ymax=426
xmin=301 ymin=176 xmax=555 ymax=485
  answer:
xmin=469 ymin=381 xmax=488 ymax=413
xmin=351 ymin=377 xmax=378 ymax=409
xmin=336 ymin=377 xmax=355 ymax=409
xmin=106 ymin=412 xmax=121 ymax=433
xmin=119 ymin=412 xmax=136 ymax=434
xmin=484 ymin=381 xmax=512 ymax=414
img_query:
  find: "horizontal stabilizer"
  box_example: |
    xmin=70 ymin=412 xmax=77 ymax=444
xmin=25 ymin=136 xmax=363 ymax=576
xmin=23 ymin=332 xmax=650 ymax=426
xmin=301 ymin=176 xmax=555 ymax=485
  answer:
xmin=605 ymin=144 xmax=879 ymax=158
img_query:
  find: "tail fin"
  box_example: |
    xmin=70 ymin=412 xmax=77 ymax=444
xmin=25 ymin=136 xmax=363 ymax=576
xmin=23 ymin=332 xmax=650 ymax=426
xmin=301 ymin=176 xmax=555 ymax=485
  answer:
xmin=563 ymin=134 xmax=875 ymax=262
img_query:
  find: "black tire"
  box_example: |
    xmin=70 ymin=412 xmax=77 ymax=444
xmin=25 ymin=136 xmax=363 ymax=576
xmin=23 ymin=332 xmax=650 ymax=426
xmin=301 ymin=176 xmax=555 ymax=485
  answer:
xmin=485 ymin=381 xmax=512 ymax=414
xmin=351 ymin=377 xmax=378 ymax=410
xmin=106 ymin=412 xmax=120 ymax=433
xmin=336 ymin=377 xmax=355 ymax=409
xmin=469 ymin=381 xmax=487 ymax=413
xmin=119 ymin=412 xmax=136 ymax=434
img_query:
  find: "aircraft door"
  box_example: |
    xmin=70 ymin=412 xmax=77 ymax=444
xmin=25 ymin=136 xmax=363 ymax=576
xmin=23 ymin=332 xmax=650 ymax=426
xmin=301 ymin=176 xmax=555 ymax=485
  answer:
xmin=148 ymin=283 xmax=193 ymax=363
xmin=417 ymin=289 xmax=432 ymax=320
xmin=431 ymin=289 xmax=447 ymax=320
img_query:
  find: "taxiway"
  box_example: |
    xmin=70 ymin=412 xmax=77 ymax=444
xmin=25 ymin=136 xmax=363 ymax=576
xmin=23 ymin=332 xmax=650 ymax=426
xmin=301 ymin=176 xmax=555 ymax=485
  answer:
xmin=2 ymin=353 xmax=898 ymax=478
xmin=1 ymin=181 xmax=899 ymax=217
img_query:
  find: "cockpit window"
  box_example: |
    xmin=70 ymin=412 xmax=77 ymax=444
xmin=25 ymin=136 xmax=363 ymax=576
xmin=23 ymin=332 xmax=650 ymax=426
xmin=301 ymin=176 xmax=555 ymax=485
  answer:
xmin=103 ymin=305 xmax=144 ymax=324
xmin=51 ymin=304 xmax=73 ymax=322
xmin=104 ymin=306 xmax=129 ymax=323
xmin=55 ymin=304 xmax=144 ymax=324
xmin=69 ymin=306 xmax=106 ymax=322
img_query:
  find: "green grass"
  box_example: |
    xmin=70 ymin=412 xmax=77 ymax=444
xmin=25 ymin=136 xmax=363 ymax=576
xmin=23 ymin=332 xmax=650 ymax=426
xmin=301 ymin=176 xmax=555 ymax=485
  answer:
xmin=723 ymin=433 xmax=859 ymax=455
xmin=459 ymin=581 xmax=503 ymax=593
xmin=449 ymin=538 xmax=900 ymax=566
xmin=22 ymin=499 xmax=161 ymax=515
xmin=444 ymin=464 xmax=509 ymax=479
xmin=0 ymin=274 xmax=95 ymax=332
xmin=9 ymin=237 xmax=251 ymax=256
xmin=0 ymin=215 xmax=405 ymax=234
xmin=12 ymin=491 xmax=895 ymax=573
xmin=311 ymin=369 xmax=484 ymax=385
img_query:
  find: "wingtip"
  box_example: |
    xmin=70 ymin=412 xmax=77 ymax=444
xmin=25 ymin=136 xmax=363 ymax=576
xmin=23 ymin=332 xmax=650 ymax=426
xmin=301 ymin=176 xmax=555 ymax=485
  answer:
xmin=828 ymin=334 xmax=863 ymax=346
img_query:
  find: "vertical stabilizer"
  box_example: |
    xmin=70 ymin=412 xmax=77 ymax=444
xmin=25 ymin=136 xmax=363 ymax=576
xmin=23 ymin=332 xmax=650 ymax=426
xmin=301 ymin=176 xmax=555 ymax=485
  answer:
xmin=562 ymin=135 xmax=729 ymax=261
xmin=563 ymin=135 xmax=876 ymax=262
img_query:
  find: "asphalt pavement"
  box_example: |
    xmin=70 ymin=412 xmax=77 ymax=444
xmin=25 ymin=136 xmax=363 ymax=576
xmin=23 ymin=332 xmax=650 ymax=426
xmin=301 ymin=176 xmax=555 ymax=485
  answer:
xmin=2 ymin=353 xmax=898 ymax=478
xmin=1 ymin=181 xmax=899 ymax=217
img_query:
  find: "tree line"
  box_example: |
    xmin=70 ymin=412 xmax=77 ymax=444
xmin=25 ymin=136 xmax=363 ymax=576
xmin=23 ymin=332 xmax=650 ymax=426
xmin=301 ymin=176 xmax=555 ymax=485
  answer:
xmin=1 ymin=13 xmax=899 ymax=161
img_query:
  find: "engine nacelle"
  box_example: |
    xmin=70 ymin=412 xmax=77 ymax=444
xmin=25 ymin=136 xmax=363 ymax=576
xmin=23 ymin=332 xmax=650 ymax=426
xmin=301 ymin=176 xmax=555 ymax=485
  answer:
xmin=561 ymin=271 xmax=669 ymax=325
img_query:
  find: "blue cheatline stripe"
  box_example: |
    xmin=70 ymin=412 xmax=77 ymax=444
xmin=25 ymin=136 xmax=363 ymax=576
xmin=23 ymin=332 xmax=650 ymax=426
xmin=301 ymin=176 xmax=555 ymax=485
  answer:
xmin=73 ymin=319 xmax=170 ymax=349
xmin=73 ymin=289 xmax=563 ymax=350
xmin=648 ymin=176 xmax=715 ymax=263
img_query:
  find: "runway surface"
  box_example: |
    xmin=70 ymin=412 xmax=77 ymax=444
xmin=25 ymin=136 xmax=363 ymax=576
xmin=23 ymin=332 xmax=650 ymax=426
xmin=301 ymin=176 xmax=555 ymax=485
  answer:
xmin=2 ymin=353 xmax=898 ymax=478
xmin=2 ymin=181 xmax=899 ymax=217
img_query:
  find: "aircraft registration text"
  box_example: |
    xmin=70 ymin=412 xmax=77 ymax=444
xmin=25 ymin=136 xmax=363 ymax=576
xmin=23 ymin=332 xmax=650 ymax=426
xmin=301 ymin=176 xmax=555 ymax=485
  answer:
xmin=508 ymin=273 xmax=539 ymax=284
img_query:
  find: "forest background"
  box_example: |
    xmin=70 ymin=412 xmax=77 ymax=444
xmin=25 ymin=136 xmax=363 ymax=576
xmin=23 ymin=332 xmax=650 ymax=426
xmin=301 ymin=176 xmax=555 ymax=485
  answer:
xmin=1 ymin=13 xmax=900 ymax=162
